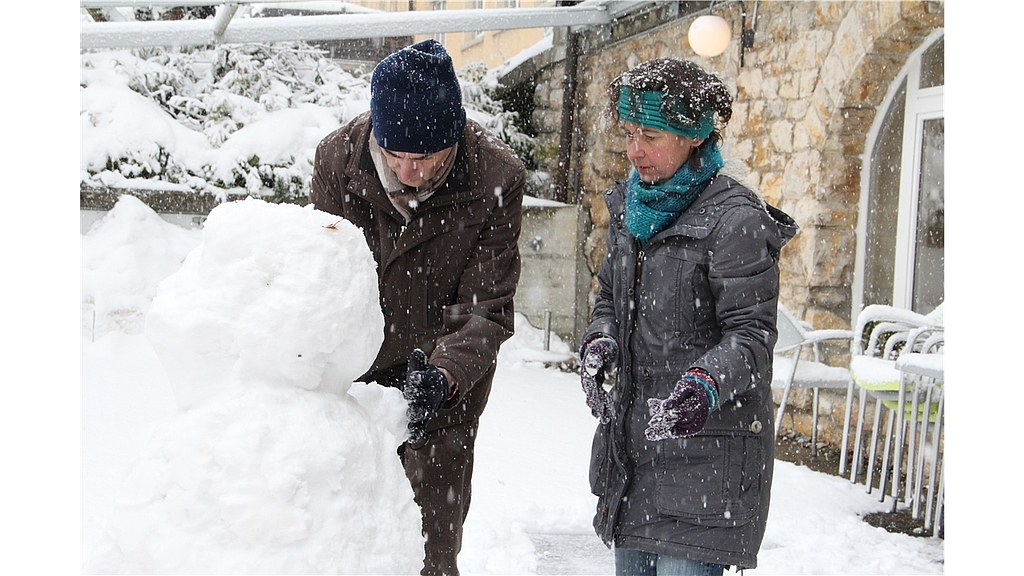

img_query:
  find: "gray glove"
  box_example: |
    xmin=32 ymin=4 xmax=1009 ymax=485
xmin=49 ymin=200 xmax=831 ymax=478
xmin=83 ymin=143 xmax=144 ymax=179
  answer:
xmin=579 ymin=336 xmax=617 ymax=424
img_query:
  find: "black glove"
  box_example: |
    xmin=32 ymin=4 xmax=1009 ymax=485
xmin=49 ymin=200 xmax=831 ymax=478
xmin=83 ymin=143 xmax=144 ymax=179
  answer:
xmin=404 ymin=349 xmax=449 ymax=445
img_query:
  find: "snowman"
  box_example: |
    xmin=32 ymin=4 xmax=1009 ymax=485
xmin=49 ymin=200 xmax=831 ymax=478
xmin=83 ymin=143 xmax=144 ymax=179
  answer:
xmin=86 ymin=198 xmax=423 ymax=574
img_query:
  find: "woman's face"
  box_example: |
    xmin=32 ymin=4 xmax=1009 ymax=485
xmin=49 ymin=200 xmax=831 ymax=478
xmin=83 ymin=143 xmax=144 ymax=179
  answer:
xmin=622 ymin=121 xmax=704 ymax=184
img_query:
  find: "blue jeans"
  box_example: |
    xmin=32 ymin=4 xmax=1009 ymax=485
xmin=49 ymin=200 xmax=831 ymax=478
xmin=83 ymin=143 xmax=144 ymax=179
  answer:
xmin=614 ymin=547 xmax=726 ymax=576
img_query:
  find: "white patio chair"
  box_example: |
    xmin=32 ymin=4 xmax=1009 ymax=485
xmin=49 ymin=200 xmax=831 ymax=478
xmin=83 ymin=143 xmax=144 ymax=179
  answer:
xmin=847 ymin=304 xmax=943 ymax=503
xmin=895 ymin=346 xmax=944 ymax=533
xmin=772 ymin=304 xmax=855 ymax=458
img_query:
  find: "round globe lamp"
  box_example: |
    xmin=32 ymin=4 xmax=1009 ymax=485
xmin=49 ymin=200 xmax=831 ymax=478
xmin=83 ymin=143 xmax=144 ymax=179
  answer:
xmin=688 ymin=14 xmax=732 ymax=57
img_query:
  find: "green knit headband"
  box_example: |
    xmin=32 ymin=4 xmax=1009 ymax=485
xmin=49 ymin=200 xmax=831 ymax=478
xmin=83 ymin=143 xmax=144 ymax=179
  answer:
xmin=617 ymin=86 xmax=715 ymax=140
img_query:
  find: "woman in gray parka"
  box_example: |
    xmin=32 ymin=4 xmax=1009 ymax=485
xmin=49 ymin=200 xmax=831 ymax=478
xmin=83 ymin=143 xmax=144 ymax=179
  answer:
xmin=579 ymin=58 xmax=799 ymax=575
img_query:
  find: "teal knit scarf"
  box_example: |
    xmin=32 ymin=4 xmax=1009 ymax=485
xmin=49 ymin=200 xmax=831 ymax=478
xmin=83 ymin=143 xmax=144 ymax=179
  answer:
xmin=625 ymin=145 xmax=723 ymax=245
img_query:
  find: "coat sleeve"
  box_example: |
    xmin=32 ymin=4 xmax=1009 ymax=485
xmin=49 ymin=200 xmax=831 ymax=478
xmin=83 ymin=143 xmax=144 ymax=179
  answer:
xmin=583 ymin=216 xmax=621 ymax=355
xmin=692 ymin=204 xmax=781 ymax=401
xmin=430 ymin=163 xmax=525 ymax=400
xmin=309 ymin=131 xmax=349 ymax=216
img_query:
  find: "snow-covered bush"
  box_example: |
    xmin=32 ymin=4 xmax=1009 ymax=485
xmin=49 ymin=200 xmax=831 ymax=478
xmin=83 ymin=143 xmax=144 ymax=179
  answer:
xmin=81 ymin=42 xmax=537 ymax=203
xmin=459 ymin=62 xmax=536 ymax=166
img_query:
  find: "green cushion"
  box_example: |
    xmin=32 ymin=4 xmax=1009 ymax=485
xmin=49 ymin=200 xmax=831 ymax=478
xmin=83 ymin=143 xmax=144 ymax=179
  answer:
xmin=850 ymin=356 xmax=901 ymax=391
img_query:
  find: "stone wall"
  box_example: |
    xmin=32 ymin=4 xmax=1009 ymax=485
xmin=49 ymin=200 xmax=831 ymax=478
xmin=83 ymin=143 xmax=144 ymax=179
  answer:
xmin=526 ymin=1 xmax=944 ymax=445
xmin=517 ymin=202 xmax=593 ymax=350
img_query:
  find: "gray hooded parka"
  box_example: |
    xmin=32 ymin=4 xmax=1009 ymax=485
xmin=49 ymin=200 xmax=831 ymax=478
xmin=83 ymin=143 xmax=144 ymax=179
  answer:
xmin=584 ymin=167 xmax=798 ymax=569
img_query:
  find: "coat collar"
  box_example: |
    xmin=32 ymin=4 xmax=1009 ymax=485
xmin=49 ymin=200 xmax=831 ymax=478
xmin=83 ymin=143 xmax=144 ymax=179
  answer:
xmin=607 ymin=173 xmax=787 ymax=245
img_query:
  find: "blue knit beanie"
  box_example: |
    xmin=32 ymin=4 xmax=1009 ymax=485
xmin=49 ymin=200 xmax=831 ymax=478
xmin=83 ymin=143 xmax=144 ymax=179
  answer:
xmin=370 ymin=39 xmax=467 ymax=154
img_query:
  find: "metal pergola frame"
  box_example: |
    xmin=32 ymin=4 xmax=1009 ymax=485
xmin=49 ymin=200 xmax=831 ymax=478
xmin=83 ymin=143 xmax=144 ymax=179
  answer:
xmin=80 ymin=0 xmax=655 ymax=49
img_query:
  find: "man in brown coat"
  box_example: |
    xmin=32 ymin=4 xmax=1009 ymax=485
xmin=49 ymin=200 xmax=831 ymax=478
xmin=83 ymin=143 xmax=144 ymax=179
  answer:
xmin=310 ymin=39 xmax=524 ymax=576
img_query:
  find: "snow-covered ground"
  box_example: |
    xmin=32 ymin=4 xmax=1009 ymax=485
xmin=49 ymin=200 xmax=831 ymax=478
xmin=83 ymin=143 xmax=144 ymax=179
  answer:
xmin=74 ymin=195 xmax=947 ymax=574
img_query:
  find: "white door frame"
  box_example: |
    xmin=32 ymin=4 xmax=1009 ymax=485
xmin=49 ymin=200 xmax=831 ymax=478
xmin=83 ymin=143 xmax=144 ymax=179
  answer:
xmin=853 ymin=29 xmax=944 ymax=315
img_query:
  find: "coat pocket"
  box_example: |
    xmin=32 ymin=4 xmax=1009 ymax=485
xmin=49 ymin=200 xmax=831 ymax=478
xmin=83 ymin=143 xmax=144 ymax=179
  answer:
xmin=653 ymin=432 xmax=762 ymax=526
xmin=652 ymin=243 xmax=708 ymax=340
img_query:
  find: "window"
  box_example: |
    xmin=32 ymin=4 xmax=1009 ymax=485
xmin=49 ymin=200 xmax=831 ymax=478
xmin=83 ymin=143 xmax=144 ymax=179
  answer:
xmin=463 ymin=0 xmax=485 ymax=46
xmin=856 ymin=34 xmax=944 ymax=315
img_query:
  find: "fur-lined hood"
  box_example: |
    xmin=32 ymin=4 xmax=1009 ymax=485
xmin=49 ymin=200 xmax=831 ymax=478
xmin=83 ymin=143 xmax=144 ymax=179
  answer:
xmin=718 ymin=155 xmax=766 ymax=209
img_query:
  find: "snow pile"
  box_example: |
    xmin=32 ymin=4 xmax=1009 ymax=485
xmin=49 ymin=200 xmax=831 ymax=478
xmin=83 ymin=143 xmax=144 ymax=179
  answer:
xmin=85 ymin=198 xmax=423 ymax=574
xmin=81 ymin=195 xmax=202 ymax=338
xmin=497 ymin=312 xmax=574 ymax=368
xmin=144 ymin=198 xmax=383 ymax=408
xmin=757 ymin=463 xmax=945 ymax=574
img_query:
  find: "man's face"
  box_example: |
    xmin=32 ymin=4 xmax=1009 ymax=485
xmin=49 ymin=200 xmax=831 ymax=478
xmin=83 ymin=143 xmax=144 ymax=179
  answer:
xmin=382 ymin=147 xmax=454 ymax=188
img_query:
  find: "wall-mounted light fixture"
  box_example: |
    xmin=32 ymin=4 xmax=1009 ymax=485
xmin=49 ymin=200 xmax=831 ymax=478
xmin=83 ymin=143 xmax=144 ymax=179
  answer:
xmin=688 ymin=13 xmax=731 ymax=57
xmin=686 ymin=1 xmax=759 ymax=66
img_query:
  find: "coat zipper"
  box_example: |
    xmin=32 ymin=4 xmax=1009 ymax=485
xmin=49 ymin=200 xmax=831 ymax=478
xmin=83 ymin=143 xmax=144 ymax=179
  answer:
xmin=605 ymin=239 xmax=645 ymax=540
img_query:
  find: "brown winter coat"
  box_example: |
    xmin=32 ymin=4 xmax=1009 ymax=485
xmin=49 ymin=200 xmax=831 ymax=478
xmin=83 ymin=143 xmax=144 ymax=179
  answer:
xmin=310 ymin=112 xmax=525 ymax=430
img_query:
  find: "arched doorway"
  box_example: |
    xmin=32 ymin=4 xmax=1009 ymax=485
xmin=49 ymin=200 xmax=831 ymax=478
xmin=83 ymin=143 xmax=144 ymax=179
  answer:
xmin=855 ymin=31 xmax=944 ymax=315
